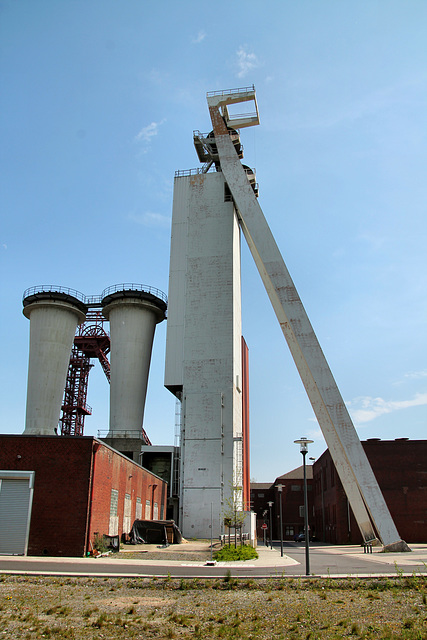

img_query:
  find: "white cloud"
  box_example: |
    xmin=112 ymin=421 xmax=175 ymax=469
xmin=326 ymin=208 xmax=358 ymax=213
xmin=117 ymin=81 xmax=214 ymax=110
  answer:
xmin=135 ymin=119 xmax=166 ymax=144
xmin=405 ymin=370 xmax=427 ymax=380
xmin=347 ymin=392 xmax=427 ymax=424
xmin=192 ymin=30 xmax=206 ymax=44
xmin=236 ymin=46 xmax=260 ymax=78
xmin=128 ymin=211 xmax=170 ymax=229
xmin=2 ymin=243 xmax=7 ymax=250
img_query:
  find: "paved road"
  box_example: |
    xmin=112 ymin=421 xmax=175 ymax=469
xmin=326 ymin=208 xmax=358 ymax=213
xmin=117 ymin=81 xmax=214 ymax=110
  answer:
xmin=1 ymin=542 xmax=426 ymax=579
xmin=277 ymin=542 xmax=427 ymax=577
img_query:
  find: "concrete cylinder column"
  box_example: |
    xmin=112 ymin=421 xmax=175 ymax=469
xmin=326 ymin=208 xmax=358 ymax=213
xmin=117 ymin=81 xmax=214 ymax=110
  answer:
xmin=23 ymin=289 xmax=87 ymax=435
xmin=101 ymin=286 xmax=167 ymax=439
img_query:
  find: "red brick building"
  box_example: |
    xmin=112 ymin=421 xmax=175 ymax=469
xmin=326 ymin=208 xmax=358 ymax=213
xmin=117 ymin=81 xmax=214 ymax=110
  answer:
xmin=273 ymin=467 xmax=314 ymax=541
xmin=0 ymin=435 xmax=167 ymax=556
xmin=251 ymin=439 xmax=427 ymax=545
xmin=251 ymin=466 xmax=314 ymax=541
xmin=313 ymin=439 xmax=427 ymax=544
xmin=250 ymin=483 xmax=275 ymax=539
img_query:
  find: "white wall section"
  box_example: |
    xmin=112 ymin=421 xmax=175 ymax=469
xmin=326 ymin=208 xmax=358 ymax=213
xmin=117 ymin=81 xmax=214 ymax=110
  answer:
xmin=165 ymin=171 xmax=243 ymax=538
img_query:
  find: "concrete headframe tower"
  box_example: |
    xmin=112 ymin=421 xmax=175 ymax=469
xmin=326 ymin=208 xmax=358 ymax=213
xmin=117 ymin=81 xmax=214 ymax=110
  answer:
xmin=165 ymin=154 xmax=245 ymax=538
xmin=166 ymin=86 xmax=408 ymax=551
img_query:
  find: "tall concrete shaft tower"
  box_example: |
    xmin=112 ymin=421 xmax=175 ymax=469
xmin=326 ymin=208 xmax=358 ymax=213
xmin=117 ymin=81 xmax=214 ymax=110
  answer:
xmin=102 ymin=285 xmax=167 ymax=461
xmin=23 ymin=287 xmax=87 ymax=435
xmin=165 ymin=171 xmax=243 ymax=538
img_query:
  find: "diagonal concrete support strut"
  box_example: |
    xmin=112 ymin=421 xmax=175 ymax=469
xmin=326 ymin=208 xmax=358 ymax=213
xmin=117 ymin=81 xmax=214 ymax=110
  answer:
xmin=207 ymin=88 xmax=409 ymax=550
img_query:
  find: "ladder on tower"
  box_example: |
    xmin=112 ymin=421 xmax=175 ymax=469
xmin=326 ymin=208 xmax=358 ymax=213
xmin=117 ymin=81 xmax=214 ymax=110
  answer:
xmin=60 ymin=345 xmax=93 ymax=436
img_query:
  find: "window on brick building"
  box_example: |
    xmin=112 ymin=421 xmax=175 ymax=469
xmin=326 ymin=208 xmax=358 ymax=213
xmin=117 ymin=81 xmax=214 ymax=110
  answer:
xmin=123 ymin=493 xmax=132 ymax=534
xmin=110 ymin=489 xmax=118 ymax=517
xmin=285 ymin=526 xmax=294 ymax=536
xmin=135 ymin=497 xmax=142 ymax=520
xmin=109 ymin=489 xmax=119 ymax=537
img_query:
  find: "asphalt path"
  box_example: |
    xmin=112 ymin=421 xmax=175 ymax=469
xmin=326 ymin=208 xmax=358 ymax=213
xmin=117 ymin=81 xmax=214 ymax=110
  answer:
xmin=1 ymin=542 xmax=426 ymax=579
xmin=279 ymin=542 xmax=427 ymax=577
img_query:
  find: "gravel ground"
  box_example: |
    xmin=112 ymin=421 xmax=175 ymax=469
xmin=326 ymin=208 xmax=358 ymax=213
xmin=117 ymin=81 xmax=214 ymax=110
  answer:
xmin=1 ymin=573 xmax=427 ymax=639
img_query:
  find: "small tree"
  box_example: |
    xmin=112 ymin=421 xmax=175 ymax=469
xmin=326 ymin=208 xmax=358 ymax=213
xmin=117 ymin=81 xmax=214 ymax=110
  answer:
xmin=223 ymin=483 xmax=246 ymax=548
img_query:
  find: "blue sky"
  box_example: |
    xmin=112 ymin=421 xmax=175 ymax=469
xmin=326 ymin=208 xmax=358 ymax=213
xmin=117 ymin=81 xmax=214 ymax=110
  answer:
xmin=1 ymin=0 xmax=426 ymax=481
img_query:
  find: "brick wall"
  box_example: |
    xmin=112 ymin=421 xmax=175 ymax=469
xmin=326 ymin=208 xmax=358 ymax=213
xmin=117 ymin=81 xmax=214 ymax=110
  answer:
xmin=0 ymin=435 xmax=93 ymax=556
xmin=88 ymin=441 xmax=168 ymax=549
xmin=0 ymin=435 xmax=168 ymax=556
xmin=313 ymin=439 xmax=427 ymax=544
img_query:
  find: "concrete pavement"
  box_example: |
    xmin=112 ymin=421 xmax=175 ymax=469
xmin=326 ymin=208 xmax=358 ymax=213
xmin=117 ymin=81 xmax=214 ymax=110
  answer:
xmin=1 ymin=541 xmax=427 ymax=579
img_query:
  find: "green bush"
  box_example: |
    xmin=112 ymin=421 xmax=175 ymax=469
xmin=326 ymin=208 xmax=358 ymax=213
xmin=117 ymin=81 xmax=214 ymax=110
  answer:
xmin=214 ymin=544 xmax=258 ymax=562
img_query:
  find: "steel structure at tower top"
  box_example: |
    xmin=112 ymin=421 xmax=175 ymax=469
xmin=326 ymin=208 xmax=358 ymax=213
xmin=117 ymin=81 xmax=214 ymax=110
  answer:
xmin=206 ymin=85 xmax=408 ymax=551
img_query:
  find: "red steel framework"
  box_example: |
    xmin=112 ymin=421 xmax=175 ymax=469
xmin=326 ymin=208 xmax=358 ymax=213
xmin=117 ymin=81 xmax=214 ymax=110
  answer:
xmin=59 ymin=310 xmax=109 ymax=437
xmin=59 ymin=307 xmax=151 ymax=444
xmin=60 ymin=345 xmax=93 ymax=437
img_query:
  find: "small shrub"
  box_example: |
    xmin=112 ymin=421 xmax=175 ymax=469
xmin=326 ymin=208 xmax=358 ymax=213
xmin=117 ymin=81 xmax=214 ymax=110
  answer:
xmin=93 ymin=534 xmax=108 ymax=554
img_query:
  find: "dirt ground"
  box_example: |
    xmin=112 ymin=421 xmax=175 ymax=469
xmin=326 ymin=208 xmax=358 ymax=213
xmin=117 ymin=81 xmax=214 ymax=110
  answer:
xmin=114 ymin=538 xmax=214 ymax=562
xmin=1 ymin=573 xmax=427 ymax=639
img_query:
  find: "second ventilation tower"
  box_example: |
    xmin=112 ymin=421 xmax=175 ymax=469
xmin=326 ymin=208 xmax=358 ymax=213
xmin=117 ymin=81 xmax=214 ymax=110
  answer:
xmin=101 ymin=284 xmax=167 ymax=461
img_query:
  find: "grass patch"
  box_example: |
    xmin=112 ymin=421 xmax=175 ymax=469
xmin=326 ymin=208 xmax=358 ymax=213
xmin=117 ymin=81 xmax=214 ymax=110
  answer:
xmin=214 ymin=544 xmax=259 ymax=561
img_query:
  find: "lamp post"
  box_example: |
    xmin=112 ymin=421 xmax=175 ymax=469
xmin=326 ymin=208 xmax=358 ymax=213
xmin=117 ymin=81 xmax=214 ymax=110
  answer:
xmin=277 ymin=484 xmax=284 ymax=557
xmin=267 ymin=501 xmax=274 ymax=549
xmin=294 ymin=437 xmax=314 ymax=576
xmin=210 ymin=502 xmax=213 ymax=562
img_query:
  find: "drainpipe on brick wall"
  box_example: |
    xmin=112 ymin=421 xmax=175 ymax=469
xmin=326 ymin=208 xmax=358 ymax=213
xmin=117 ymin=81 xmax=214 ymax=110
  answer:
xmin=151 ymin=484 xmax=157 ymax=520
xmin=85 ymin=441 xmax=99 ymax=556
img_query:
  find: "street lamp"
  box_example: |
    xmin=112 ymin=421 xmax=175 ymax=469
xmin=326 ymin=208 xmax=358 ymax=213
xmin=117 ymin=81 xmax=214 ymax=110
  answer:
xmin=294 ymin=437 xmax=314 ymax=576
xmin=276 ymin=485 xmax=284 ymax=557
xmin=267 ymin=501 xmax=273 ymax=549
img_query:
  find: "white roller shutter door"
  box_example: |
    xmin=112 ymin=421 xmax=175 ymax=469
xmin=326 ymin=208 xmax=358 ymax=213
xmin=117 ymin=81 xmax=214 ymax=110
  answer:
xmin=0 ymin=472 xmax=34 ymax=555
